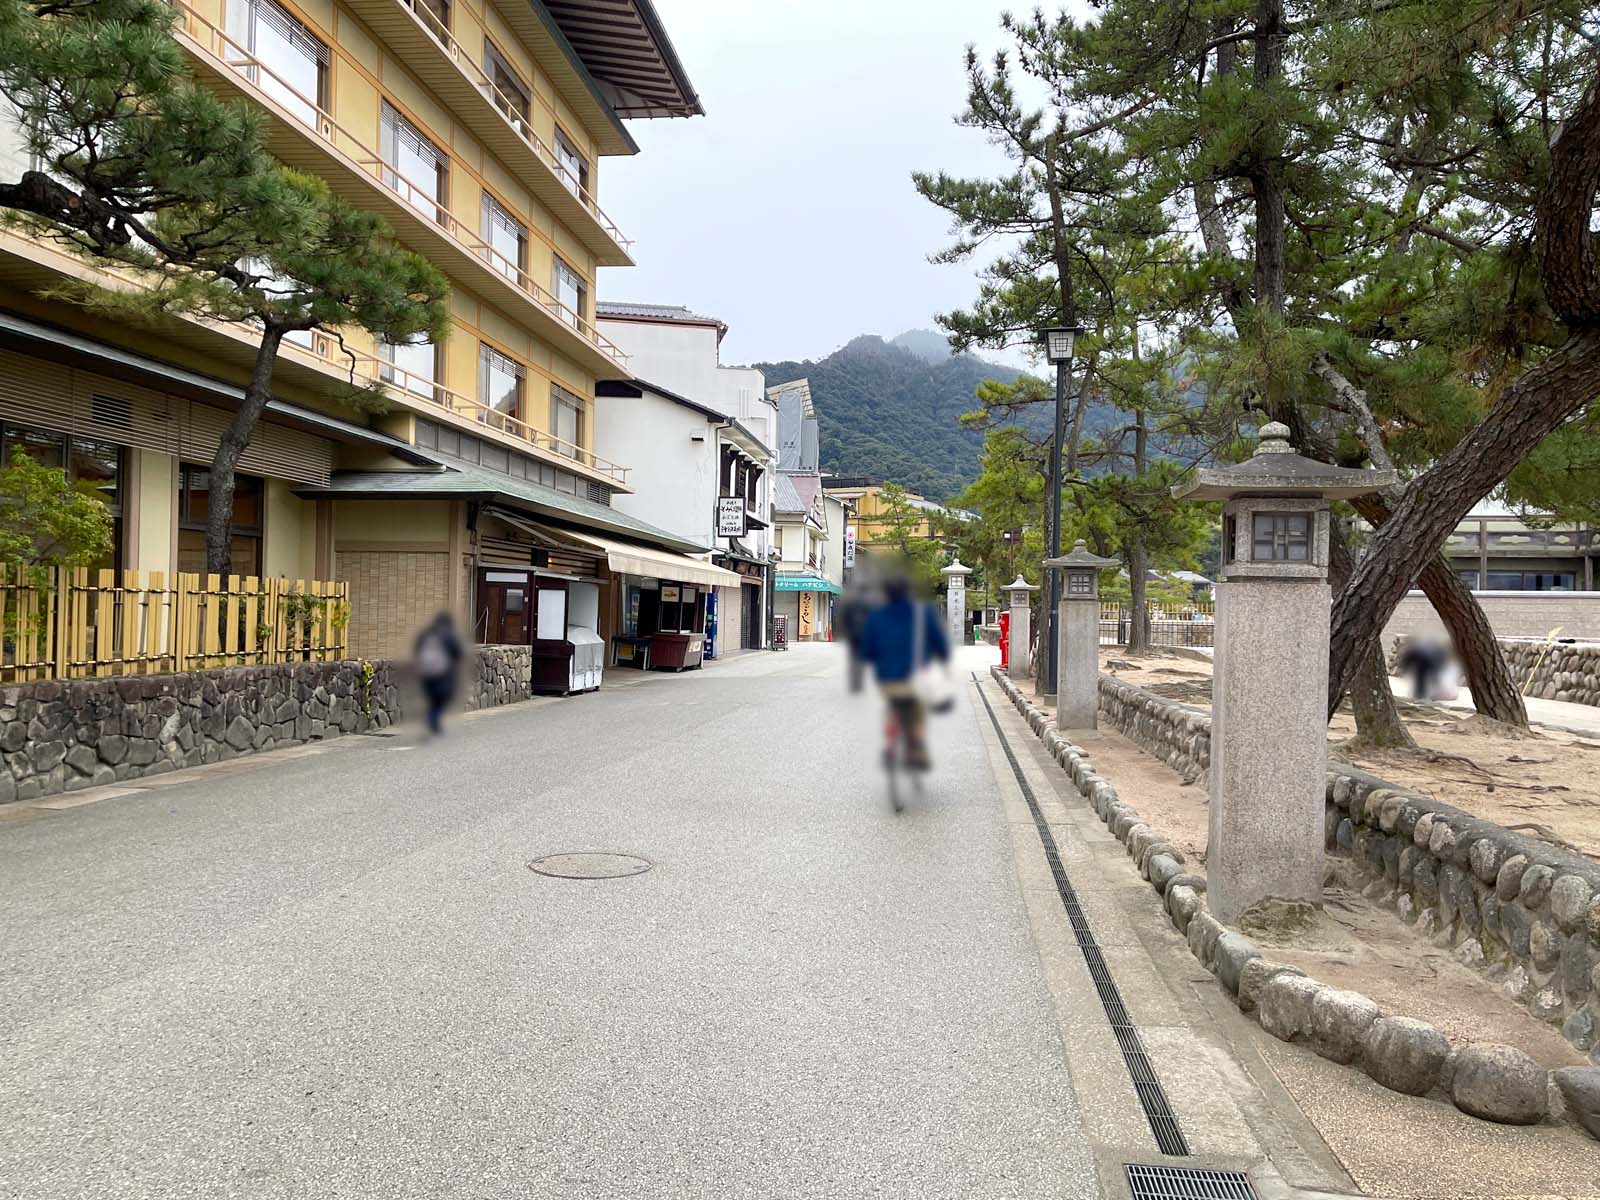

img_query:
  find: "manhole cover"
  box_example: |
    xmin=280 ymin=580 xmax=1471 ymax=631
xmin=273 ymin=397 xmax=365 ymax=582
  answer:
xmin=527 ymin=852 xmax=653 ymax=879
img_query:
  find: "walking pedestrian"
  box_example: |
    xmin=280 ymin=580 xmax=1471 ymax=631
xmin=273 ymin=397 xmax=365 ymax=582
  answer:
xmin=414 ymin=611 xmax=463 ymax=736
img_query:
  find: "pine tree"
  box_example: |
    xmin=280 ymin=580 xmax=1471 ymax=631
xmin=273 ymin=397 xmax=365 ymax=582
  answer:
xmin=0 ymin=0 xmax=451 ymax=574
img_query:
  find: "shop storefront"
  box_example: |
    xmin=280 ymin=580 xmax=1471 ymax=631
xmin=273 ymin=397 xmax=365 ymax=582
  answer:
xmin=712 ymin=549 xmax=769 ymax=654
xmin=774 ymin=572 xmax=841 ymax=643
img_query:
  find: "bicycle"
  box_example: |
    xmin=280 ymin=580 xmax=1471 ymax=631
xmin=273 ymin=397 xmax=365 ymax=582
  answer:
xmin=883 ymin=695 xmax=927 ymax=813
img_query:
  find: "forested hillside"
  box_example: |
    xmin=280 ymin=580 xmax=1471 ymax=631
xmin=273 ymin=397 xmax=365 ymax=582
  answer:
xmin=753 ymin=333 xmax=1022 ymax=501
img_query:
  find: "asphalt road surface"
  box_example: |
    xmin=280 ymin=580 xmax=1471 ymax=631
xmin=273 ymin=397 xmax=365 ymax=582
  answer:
xmin=1 ymin=645 xmax=1101 ymax=1199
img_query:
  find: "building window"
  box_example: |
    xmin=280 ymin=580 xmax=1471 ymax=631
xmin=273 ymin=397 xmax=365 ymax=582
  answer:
xmin=1485 ymin=570 xmax=1577 ymax=591
xmin=236 ymin=0 xmax=329 ymax=130
xmin=404 ymin=0 xmax=449 ymax=37
xmin=484 ymin=39 xmax=531 ymax=127
xmin=549 ymin=384 xmax=583 ymax=452
xmin=478 ymin=343 xmax=524 ymax=427
xmin=0 ymin=423 xmax=123 ymax=571
xmin=380 ymin=101 xmax=447 ymax=224
xmin=481 ymin=192 xmax=526 ymax=281
xmin=1251 ymin=512 xmax=1310 ymax=562
xmin=178 ymin=464 xmax=262 ymax=576
xmin=1456 ymin=568 xmax=1481 ymax=590
xmin=552 ymin=255 xmax=586 ymax=327
xmin=554 ymin=127 xmax=590 ymax=197
xmin=378 ymin=336 xmax=440 ymax=398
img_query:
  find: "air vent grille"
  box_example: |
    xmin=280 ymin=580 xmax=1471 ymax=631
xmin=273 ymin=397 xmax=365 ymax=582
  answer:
xmin=1124 ymin=1165 xmax=1257 ymax=1200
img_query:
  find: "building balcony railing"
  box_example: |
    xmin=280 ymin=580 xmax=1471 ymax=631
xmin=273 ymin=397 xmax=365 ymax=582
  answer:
xmin=299 ymin=331 xmax=629 ymax=485
xmin=344 ymin=0 xmax=632 ymax=265
xmin=170 ymin=0 xmax=631 ymax=376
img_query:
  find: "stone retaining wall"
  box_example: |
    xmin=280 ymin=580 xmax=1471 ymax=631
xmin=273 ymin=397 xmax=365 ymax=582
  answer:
xmin=465 ymin=646 xmax=533 ymax=711
xmin=1 ymin=645 xmax=538 ymax=804
xmin=1094 ymin=672 xmax=1600 ymax=1061
xmin=1393 ymin=634 xmax=1600 ymax=707
xmin=996 ymin=668 xmax=1600 ymax=1137
xmin=1098 ymin=676 xmax=1210 ymax=779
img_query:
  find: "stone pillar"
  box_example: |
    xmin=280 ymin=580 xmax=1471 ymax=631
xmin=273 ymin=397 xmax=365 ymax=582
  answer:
xmin=1045 ymin=540 xmax=1117 ymax=729
xmin=1001 ymin=575 xmax=1037 ymax=681
xmin=1174 ymin=422 xmax=1393 ymax=927
xmin=941 ymin=559 xmax=972 ymax=648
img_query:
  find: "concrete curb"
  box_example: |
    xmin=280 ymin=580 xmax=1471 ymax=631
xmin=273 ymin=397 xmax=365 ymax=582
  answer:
xmin=987 ymin=666 xmax=1600 ymax=1140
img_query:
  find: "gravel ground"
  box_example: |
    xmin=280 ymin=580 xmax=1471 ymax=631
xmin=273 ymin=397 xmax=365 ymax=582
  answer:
xmin=0 ymin=644 xmax=1099 ymax=1200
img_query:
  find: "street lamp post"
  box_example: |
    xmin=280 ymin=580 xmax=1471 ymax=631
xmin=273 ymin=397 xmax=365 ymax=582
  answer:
xmin=1039 ymin=323 xmax=1082 ymax=701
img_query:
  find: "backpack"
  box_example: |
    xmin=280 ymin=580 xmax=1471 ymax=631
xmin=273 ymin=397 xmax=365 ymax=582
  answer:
xmin=417 ymin=630 xmax=451 ymax=678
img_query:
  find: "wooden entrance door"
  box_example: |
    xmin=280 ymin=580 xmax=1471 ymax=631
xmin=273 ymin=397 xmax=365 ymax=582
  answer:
xmin=479 ymin=571 xmax=532 ymax=644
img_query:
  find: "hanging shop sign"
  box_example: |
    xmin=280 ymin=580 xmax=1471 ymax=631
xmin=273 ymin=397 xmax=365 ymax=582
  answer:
xmin=844 ymin=525 xmax=857 ymax=567
xmin=716 ymin=496 xmax=747 ymax=538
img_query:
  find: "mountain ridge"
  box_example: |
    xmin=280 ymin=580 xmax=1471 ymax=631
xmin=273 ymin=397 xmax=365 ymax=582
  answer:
xmin=750 ymin=332 xmax=1024 ymax=501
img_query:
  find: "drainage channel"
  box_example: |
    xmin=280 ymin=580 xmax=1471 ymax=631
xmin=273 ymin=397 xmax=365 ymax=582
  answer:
xmin=974 ymin=676 xmax=1192 ymax=1159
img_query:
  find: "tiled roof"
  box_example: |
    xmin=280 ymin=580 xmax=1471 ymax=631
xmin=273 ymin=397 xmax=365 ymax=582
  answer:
xmin=293 ymin=460 xmax=707 ymax=553
xmin=597 ymin=301 xmax=723 ymax=326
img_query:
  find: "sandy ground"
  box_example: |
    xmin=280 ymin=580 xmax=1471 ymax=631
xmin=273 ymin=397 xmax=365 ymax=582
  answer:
xmin=1070 ymin=725 xmax=1588 ymax=1070
xmin=1102 ymin=649 xmax=1600 ymax=862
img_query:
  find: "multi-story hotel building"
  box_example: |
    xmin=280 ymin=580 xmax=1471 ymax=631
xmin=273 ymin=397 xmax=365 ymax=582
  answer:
xmin=0 ymin=0 xmax=709 ymax=666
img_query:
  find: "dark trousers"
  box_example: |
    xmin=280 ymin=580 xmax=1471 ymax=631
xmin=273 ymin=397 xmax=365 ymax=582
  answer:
xmin=421 ymin=676 xmax=453 ymax=733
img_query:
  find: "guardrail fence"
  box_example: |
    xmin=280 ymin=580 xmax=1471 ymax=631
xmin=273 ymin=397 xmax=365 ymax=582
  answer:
xmin=1098 ymin=601 xmax=1215 ymax=648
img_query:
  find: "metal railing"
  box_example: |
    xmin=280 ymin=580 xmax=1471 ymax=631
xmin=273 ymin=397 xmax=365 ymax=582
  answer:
xmin=170 ymin=0 xmax=629 ymax=370
xmin=385 ymin=0 xmax=632 ymax=250
xmin=1098 ymin=602 xmax=1216 ymax=648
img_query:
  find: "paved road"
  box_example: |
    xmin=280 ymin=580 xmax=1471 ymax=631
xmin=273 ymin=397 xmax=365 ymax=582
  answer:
xmin=1 ymin=645 xmax=1099 ymax=1199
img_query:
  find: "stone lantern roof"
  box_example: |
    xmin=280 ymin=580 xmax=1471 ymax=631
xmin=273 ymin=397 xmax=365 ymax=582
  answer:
xmin=1000 ymin=575 xmax=1037 ymax=593
xmin=1043 ymin=539 xmax=1119 ymax=571
xmin=941 ymin=558 xmax=973 ymax=577
xmin=1174 ymin=422 xmax=1396 ymax=502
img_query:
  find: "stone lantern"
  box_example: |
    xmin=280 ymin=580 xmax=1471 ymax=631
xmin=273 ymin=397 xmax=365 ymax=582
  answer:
xmin=941 ymin=559 xmax=973 ymax=647
xmin=1043 ymin=539 xmax=1117 ymax=729
xmin=1174 ymin=421 xmax=1395 ymax=926
xmin=1000 ymin=575 xmax=1037 ymax=682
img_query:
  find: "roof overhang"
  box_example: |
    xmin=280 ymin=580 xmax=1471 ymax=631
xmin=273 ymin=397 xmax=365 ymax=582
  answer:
xmin=539 ymin=0 xmax=703 ymax=121
xmin=0 ymin=310 xmax=435 ymax=464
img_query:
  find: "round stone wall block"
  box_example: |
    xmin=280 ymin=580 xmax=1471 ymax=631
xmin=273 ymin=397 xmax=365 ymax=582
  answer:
xmin=1563 ymin=1006 xmax=1598 ymax=1054
xmin=1413 ymin=812 xmax=1436 ymax=850
xmin=1495 ymin=854 xmax=1530 ymax=902
xmin=1167 ymin=885 xmax=1202 ymax=933
xmin=1378 ymin=792 xmax=1406 ymax=834
xmin=1336 ymin=818 xmax=1355 ymax=852
xmin=1562 ymin=933 xmax=1593 ymax=1004
xmin=1397 ymin=894 xmax=1417 ymax=925
xmin=1502 ymin=964 xmax=1534 ymax=1004
xmin=1532 ymin=986 xmax=1565 ymax=1024
xmin=1454 ymin=938 xmax=1486 ymax=968
xmin=1469 ymin=836 xmax=1506 ymax=884
xmin=1482 ymin=895 xmax=1503 ymax=941
xmin=1237 ymin=959 xmax=1304 ymax=1015
xmin=1413 ymin=855 xmax=1439 ymax=906
xmin=1258 ymin=974 xmax=1324 ymax=1043
xmin=1553 ymin=1065 xmax=1600 ymax=1139
xmin=1449 ymin=1044 xmax=1550 ymax=1125
xmin=1148 ymin=853 xmax=1183 ymax=893
xmin=1552 ymin=875 xmax=1595 ymax=934
xmin=1501 ymin=902 xmax=1534 ymax=958
xmin=1429 ymin=820 xmax=1458 ymax=859
xmin=1531 ymin=919 xmax=1563 ymax=972
xmin=1520 ymin=864 xmax=1556 ymax=909
xmin=1188 ymin=913 xmax=1225 ymax=969
xmin=1310 ymin=988 xmax=1381 ymax=1065
xmin=1167 ymin=872 xmax=1206 ymax=895
xmin=1214 ymin=932 xmax=1260 ymax=997
xmin=1361 ymin=1016 xmax=1451 ymax=1096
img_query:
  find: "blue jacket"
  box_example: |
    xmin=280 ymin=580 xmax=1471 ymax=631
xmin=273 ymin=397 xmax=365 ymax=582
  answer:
xmin=859 ymin=598 xmax=949 ymax=684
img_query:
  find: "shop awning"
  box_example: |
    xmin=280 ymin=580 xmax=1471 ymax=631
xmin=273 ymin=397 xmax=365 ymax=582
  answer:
xmin=775 ymin=573 xmax=842 ymax=595
xmin=563 ymin=530 xmax=742 ymax=588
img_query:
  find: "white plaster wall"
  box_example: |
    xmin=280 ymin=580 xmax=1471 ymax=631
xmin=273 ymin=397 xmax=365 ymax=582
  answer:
xmin=1381 ymin=589 xmax=1600 ymax=650
xmin=599 ymin=319 xmax=724 ymax=406
xmin=596 ymin=390 xmax=717 ymax=547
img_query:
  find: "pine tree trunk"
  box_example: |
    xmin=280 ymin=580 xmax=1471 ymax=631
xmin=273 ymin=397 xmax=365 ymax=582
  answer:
xmin=1127 ymin=541 xmax=1150 ymax=653
xmin=1330 ymin=519 xmax=1415 ymax=749
xmin=207 ymin=326 xmax=286 ymax=575
xmin=1329 ymin=330 xmax=1600 ymax=714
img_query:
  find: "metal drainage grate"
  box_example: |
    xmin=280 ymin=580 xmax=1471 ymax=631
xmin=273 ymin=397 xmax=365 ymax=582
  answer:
xmin=1125 ymin=1164 xmax=1257 ymax=1200
xmin=975 ymin=676 xmax=1190 ymax=1157
xmin=527 ymin=852 xmax=653 ymax=879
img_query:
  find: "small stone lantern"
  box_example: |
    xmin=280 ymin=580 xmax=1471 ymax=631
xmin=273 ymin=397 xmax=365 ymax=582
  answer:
xmin=1043 ymin=539 xmax=1117 ymax=729
xmin=941 ymin=558 xmax=973 ymax=647
xmin=1001 ymin=575 xmax=1037 ymax=682
xmin=1174 ymin=421 xmax=1395 ymax=926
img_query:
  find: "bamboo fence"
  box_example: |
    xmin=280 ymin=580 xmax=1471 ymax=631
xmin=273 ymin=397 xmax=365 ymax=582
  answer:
xmin=0 ymin=566 xmax=349 ymax=683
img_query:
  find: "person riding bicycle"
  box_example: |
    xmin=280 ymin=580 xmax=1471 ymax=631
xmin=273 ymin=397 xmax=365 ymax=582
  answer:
xmin=858 ymin=575 xmax=950 ymax=770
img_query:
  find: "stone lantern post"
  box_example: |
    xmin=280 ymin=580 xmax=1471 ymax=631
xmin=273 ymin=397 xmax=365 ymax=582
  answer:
xmin=941 ymin=559 xmax=972 ymax=648
xmin=1001 ymin=575 xmax=1037 ymax=682
xmin=1174 ymin=422 xmax=1395 ymax=926
xmin=1043 ymin=539 xmax=1118 ymax=729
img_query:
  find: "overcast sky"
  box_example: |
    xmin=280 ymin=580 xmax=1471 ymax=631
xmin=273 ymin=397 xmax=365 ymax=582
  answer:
xmin=602 ymin=0 xmax=1090 ymax=371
